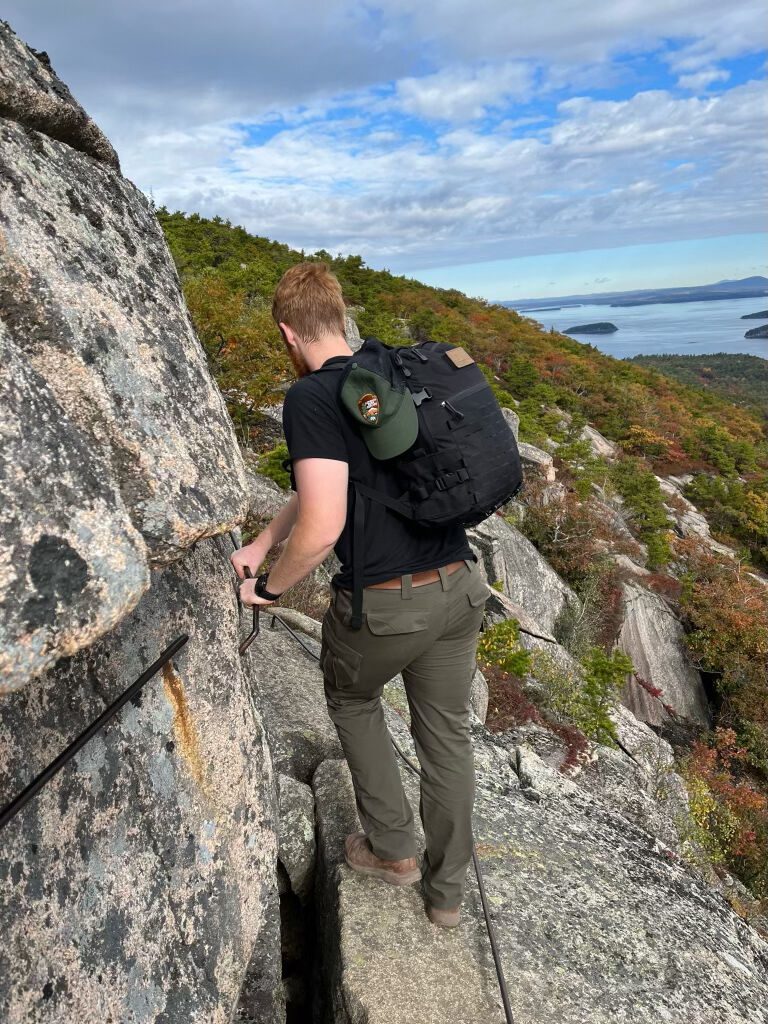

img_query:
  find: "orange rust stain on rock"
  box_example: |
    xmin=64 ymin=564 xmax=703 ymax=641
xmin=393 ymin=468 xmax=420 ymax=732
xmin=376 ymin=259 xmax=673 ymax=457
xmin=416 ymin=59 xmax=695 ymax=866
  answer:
xmin=163 ymin=661 xmax=210 ymax=798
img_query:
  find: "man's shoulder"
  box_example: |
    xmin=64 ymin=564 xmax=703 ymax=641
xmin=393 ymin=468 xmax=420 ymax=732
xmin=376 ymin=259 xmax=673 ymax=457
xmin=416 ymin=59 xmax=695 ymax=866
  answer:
xmin=284 ymin=370 xmax=338 ymax=409
xmin=282 ymin=368 xmax=349 ymax=432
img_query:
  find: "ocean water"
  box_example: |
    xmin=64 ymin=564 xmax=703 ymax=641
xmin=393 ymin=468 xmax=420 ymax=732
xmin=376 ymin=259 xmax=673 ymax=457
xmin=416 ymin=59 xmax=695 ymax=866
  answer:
xmin=522 ymin=296 xmax=768 ymax=360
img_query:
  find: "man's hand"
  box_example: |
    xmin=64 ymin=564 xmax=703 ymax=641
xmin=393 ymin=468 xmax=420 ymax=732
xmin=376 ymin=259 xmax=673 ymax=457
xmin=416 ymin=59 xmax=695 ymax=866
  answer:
xmin=231 ymin=539 xmax=270 ymax=581
xmin=238 ymin=578 xmax=277 ymax=607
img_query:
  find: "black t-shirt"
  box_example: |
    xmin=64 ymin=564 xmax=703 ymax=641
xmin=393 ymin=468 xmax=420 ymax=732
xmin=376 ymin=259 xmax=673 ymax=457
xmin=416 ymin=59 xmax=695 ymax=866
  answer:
xmin=282 ymin=354 xmax=475 ymax=589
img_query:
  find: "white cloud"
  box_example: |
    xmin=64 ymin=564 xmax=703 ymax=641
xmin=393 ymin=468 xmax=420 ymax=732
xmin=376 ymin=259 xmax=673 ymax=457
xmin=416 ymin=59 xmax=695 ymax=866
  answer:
xmin=396 ymin=62 xmax=534 ymax=121
xmin=4 ymin=1 xmax=766 ymax=271
xmin=677 ymin=68 xmax=731 ymax=91
xmin=120 ymin=77 xmax=768 ymax=269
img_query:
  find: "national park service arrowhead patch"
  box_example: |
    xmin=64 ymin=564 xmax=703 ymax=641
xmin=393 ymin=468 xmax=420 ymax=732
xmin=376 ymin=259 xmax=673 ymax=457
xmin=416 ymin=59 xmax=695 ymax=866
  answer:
xmin=357 ymin=392 xmax=380 ymax=425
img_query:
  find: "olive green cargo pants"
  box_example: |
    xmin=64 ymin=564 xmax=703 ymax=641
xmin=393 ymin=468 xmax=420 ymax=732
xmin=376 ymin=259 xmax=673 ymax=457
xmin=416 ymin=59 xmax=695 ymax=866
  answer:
xmin=319 ymin=558 xmax=488 ymax=909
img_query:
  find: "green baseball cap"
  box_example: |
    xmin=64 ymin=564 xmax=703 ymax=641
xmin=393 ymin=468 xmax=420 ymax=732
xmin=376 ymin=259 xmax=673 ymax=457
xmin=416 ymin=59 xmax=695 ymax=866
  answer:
xmin=340 ymin=363 xmax=419 ymax=460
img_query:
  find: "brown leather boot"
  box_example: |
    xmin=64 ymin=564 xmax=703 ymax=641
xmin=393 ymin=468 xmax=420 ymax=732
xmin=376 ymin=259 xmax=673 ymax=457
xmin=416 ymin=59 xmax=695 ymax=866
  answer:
xmin=426 ymin=904 xmax=461 ymax=928
xmin=344 ymin=831 xmax=422 ymax=886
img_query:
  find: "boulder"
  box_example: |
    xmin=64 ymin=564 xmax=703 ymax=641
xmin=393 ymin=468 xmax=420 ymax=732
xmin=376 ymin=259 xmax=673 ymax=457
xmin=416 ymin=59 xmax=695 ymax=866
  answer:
xmin=277 ymin=773 xmax=316 ymax=904
xmin=518 ymin=441 xmax=556 ymax=481
xmin=345 ymin=313 xmax=363 ymax=352
xmin=609 ymin=553 xmax=651 ymax=576
xmin=616 ymin=582 xmax=711 ymax=729
xmin=246 ymin=471 xmax=290 ymax=521
xmin=501 ymin=406 xmax=519 ymax=439
xmin=580 ymin=424 xmax=618 ymax=459
xmin=0 ymin=22 xmax=248 ymax=692
xmin=469 ymin=513 xmax=578 ymax=635
xmin=0 ymin=537 xmax=283 ymax=1024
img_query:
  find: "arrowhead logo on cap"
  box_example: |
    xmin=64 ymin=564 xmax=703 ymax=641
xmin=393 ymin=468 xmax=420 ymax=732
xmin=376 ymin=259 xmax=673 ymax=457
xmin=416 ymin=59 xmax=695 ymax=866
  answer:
xmin=339 ymin=348 xmax=417 ymax=460
xmin=357 ymin=392 xmax=380 ymax=424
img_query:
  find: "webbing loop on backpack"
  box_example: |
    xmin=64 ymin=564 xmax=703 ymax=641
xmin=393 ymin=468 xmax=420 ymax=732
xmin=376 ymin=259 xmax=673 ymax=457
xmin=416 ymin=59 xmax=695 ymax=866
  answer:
xmin=435 ymin=467 xmax=470 ymax=491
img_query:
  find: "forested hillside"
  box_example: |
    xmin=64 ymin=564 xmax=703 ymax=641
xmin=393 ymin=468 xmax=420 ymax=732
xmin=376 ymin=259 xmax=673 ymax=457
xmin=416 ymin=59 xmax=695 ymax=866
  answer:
xmin=630 ymin=352 xmax=768 ymax=418
xmin=158 ymin=208 xmax=768 ymax=901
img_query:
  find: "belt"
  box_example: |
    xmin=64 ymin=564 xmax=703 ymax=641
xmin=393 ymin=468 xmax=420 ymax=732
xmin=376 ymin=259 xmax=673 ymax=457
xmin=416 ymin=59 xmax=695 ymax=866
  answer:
xmin=365 ymin=560 xmax=466 ymax=590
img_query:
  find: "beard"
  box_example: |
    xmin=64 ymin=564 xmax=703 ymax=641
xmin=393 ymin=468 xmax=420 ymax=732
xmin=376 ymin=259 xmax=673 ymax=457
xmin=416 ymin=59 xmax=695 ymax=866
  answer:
xmin=286 ymin=341 xmax=311 ymax=378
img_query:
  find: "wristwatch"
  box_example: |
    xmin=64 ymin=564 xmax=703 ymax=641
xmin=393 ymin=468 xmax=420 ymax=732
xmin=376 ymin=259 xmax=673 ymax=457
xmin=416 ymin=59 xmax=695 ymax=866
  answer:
xmin=254 ymin=572 xmax=283 ymax=602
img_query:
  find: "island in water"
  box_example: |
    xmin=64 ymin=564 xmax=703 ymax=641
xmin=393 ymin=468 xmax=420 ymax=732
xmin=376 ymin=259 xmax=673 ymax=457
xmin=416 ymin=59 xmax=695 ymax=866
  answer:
xmin=564 ymin=322 xmax=619 ymax=335
xmin=741 ymin=310 xmax=768 ymax=319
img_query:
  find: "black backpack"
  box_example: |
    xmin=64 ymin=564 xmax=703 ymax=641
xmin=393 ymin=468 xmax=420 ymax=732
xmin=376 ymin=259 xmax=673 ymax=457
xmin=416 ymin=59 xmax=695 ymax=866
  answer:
xmin=317 ymin=336 xmax=523 ymax=628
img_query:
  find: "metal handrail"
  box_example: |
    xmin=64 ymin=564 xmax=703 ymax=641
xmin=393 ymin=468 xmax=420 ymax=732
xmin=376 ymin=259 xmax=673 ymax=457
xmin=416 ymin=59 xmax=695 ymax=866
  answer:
xmin=0 ymin=635 xmax=189 ymax=832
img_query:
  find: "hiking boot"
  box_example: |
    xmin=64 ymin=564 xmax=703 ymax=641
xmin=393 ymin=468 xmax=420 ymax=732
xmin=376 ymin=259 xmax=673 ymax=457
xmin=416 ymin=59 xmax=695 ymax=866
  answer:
xmin=344 ymin=831 xmax=421 ymax=886
xmin=426 ymin=904 xmax=461 ymax=928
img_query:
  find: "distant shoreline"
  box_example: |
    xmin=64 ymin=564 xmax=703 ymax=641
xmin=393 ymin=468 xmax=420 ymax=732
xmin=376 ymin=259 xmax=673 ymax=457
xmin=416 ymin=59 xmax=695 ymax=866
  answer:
xmin=609 ymin=291 xmax=768 ymax=307
xmin=505 ymin=275 xmax=768 ymax=312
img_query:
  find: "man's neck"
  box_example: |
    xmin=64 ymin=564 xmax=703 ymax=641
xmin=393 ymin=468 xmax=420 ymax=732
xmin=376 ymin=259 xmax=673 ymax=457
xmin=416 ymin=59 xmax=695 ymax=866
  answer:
xmin=304 ymin=332 xmax=353 ymax=372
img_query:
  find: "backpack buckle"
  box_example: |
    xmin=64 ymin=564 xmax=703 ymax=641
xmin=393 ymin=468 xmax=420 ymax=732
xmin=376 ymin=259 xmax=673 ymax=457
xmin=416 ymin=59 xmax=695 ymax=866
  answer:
xmin=410 ymin=387 xmax=431 ymax=407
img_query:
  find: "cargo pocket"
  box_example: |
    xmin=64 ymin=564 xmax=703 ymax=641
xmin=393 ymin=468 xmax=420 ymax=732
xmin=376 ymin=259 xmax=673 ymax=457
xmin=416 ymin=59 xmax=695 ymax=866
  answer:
xmin=466 ymin=571 xmax=490 ymax=608
xmin=364 ymin=608 xmax=430 ymax=635
xmin=321 ymin=615 xmax=364 ymax=690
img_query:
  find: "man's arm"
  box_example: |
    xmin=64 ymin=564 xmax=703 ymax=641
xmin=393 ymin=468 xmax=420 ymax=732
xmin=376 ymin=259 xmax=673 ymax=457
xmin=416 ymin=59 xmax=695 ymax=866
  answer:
xmin=231 ymin=491 xmax=300 ymax=580
xmin=239 ymin=457 xmax=348 ymax=605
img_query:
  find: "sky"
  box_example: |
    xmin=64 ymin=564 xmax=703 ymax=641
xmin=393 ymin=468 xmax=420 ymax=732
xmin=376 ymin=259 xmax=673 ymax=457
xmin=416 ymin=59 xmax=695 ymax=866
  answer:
xmin=6 ymin=2 xmax=768 ymax=300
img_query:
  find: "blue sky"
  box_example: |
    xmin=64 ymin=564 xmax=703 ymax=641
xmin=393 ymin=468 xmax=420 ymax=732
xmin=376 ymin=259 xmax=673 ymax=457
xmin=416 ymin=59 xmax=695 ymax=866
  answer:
xmin=7 ymin=1 xmax=768 ymax=300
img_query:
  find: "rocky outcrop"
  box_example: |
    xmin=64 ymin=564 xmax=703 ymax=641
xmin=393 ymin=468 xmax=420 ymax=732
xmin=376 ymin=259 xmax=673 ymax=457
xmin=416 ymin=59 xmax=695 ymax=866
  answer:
xmin=501 ymin=406 xmax=519 ymax=439
xmin=745 ymin=325 xmax=768 ymax=338
xmin=616 ymin=581 xmax=712 ymax=729
xmin=469 ymin=513 xmax=578 ymax=635
xmin=0 ymin=537 xmax=283 ymax=1024
xmin=658 ymin=476 xmax=738 ymax=558
xmin=310 ymin=701 xmax=768 ymax=1024
xmin=580 ymin=423 xmax=618 ymax=459
xmin=345 ymin=313 xmax=362 ymax=352
xmin=0 ymin=21 xmax=119 ymax=168
xmin=517 ymin=441 xmax=556 ymax=481
xmin=257 ymin=623 xmax=344 ymax=783
xmin=0 ymin=21 xmax=248 ymax=692
xmin=0 ymin=23 xmax=280 ymax=1024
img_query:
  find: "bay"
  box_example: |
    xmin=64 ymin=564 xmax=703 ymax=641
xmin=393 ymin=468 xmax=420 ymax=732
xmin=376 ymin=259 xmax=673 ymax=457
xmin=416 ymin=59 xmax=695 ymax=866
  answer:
xmin=523 ymin=296 xmax=768 ymax=360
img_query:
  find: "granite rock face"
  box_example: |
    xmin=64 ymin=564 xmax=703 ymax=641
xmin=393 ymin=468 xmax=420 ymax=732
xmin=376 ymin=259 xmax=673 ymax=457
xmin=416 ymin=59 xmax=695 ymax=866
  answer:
xmin=469 ymin=513 xmax=578 ymax=634
xmin=312 ymin=709 xmax=768 ymax=1024
xmin=0 ymin=537 xmax=283 ymax=1024
xmin=617 ymin=581 xmax=712 ymax=729
xmin=0 ymin=21 xmax=247 ymax=691
xmin=255 ymin=622 xmax=343 ymax=783
xmin=1 ymin=23 xmax=281 ymax=1024
xmin=580 ymin=423 xmax=618 ymax=459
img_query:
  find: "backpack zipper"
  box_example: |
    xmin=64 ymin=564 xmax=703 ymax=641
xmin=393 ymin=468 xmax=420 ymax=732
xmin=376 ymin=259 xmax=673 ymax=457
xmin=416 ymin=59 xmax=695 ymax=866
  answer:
xmin=441 ymin=378 xmax=487 ymax=418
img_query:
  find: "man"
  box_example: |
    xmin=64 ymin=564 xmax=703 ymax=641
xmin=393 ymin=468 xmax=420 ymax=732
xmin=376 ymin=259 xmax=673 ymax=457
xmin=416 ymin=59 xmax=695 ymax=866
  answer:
xmin=232 ymin=262 xmax=488 ymax=928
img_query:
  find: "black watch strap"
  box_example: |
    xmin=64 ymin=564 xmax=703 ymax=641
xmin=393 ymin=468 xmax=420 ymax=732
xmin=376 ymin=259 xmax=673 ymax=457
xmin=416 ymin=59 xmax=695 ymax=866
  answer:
xmin=254 ymin=572 xmax=283 ymax=601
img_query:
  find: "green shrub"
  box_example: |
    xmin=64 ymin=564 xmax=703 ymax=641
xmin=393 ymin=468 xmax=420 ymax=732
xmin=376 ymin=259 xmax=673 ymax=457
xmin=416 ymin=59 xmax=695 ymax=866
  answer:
xmin=258 ymin=442 xmax=291 ymax=490
xmin=476 ymin=619 xmax=532 ymax=677
xmin=527 ymin=645 xmax=632 ymax=746
xmin=610 ymin=456 xmax=672 ymax=568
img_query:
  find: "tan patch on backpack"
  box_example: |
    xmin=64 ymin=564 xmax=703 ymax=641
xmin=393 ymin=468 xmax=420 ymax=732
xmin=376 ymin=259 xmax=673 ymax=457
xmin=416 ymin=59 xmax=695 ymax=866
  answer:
xmin=445 ymin=346 xmax=475 ymax=368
